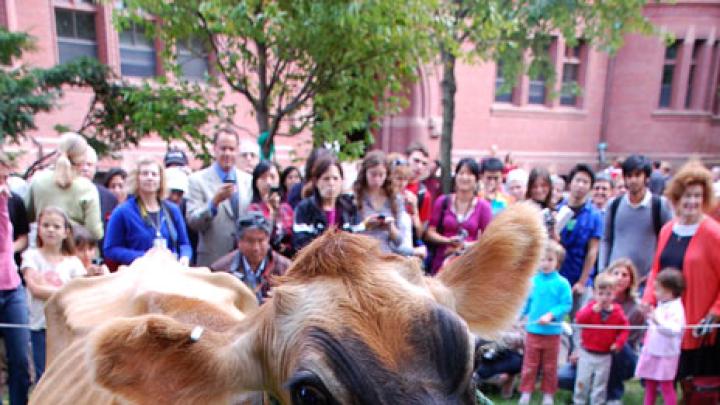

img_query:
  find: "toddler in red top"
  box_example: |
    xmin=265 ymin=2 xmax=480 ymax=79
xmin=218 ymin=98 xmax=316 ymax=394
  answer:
xmin=573 ymin=273 xmax=629 ymax=405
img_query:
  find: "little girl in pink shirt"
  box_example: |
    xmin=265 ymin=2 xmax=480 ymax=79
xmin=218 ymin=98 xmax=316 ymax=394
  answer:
xmin=636 ymin=268 xmax=686 ymax=405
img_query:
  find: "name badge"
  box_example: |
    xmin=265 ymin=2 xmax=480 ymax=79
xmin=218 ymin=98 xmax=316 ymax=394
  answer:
xmin=153 ymin=237 xmax=168 ymax=249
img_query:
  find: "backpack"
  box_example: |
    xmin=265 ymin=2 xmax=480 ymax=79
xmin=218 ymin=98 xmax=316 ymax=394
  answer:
xmin=606 ymin=193 xmax=662 ymax=261
xmin=417 ymin=182 xmax=427 ymax=213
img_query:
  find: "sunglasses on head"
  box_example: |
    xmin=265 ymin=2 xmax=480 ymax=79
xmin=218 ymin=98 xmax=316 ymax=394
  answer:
xmin=237 ymin=216 xmax=270 ymax=229
xmin=391 ymin=158 xmax=409 ymax=168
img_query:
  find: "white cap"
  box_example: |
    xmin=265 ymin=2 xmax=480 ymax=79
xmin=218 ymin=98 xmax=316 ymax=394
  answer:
xmin=165 ymin=167 xmax=189 ymax=194
xmin=239 ymin=139 xmax=260 ymax=156
xmin=506 ymin=168 xmax=528 ymax=185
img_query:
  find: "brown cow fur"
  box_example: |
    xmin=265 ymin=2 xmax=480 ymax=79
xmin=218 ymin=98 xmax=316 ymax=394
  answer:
xmin=50 ymin=203 xmax=543 ymax=404
xmin=43 ymin=254 xmax=257 ymax=366
xmin=437 ymin=201 xmax=546 ymax=336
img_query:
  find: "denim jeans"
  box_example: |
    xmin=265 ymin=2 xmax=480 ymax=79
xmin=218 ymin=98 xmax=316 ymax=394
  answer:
xmin=0 ymin=285 xmax=31 ymax=405
xmin=475 ymin=350 xmax=523 ymax=380
xmin=30 ymin=329 xmax=46 ymax=382
xmin=606 ymin=343 xmax=638 ymax=400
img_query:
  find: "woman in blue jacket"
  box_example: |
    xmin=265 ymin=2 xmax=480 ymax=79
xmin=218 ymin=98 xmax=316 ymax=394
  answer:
xmin=104 ymin=158 xmax=191 ymax=265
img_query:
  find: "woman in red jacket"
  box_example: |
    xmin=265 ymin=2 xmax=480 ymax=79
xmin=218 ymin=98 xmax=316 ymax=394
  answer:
xmin=642 ymin=160 xmax=720 ymax=380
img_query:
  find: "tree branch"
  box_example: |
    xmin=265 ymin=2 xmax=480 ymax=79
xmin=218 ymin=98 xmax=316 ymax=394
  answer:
xmin=196 ymin=10 xmax=259 ymax=108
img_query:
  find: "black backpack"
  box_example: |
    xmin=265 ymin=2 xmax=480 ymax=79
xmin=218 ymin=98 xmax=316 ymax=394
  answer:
xmin=605 ymin=193 xmax=662 ymax=261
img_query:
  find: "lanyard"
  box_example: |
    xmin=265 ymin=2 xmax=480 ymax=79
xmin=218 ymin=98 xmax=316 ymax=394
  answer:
xmin=138 ymin=200 xmax=164 ymax=238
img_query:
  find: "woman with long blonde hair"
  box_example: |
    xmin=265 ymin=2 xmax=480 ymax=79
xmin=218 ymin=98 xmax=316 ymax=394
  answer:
xmin=104 ymin=158 xmax=192 ymax=266
xmin=25 ymin=133 xmax=103 ymax=239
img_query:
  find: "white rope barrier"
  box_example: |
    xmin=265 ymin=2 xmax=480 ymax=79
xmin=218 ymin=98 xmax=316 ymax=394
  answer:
xmin=0 ymin=321 xmax=716 ymax=331
xmin=524 ymin=321 xmax=720 ymax=331
xmin=0 ymin=323 xmax=33 ymax=329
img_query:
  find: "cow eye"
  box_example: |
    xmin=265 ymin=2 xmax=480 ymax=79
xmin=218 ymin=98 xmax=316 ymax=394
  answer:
xmin=291 ymin=383 xmax=328 ymax=405
xmin=287 ymin=371 xmax=334 ymax=405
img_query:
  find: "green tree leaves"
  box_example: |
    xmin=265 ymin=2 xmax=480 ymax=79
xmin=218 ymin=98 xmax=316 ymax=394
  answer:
xmin=114 ymin=0 xmax=436 ymax=159
xmin=1 ymin=27 xmax=225 ymax=161
xmin=433 ymin=0 xmax=656 ymax=191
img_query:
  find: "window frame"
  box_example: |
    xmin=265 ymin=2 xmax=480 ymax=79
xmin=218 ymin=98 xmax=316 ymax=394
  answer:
xmin=118 ymin=21 xmax=159 ymax=78
xmin=658 ymin=40 xmax=680 ymax=109
xmin=684 ymin=40 xmax=705 ymax=109
xmin=493 ymin=61 xmax=515 ymax=103
xmin=54 ymin=6 xmax=99 ymax=65
xmin=176 ymin=37 xmax=210 ymax=80
xmin=559 ymin=40 xmax=586 ymax=107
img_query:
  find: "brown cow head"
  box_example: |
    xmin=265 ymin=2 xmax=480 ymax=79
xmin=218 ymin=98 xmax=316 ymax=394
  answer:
xmin=86 ymin=203 xmax=544 ymax=404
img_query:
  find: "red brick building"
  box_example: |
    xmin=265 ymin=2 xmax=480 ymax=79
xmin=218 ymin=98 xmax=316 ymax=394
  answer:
xmin=380 ymin=0 xmax=720 ymax=171
xmin=2 ymin=0 xmax=720 ymax=172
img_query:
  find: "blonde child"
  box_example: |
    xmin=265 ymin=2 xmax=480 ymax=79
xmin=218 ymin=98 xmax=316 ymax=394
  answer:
xmin=573 ymin=272 xmax=629 ymax=405
xmin=518 ymin=240 xmax=573 ymax=405
xmin=21 ymin=206 xmax=86 ymax=380
xmin=635 ymin=268 xmax=685 ymax=405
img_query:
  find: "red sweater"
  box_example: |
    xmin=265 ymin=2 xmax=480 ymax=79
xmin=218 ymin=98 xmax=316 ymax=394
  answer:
xmin=575 ymin=300 xmax=629 ymax=353
xmin=406 ymin=182 xmax=433 ymax=223
xmin=643 ymin=217 xmax=720 ymax=350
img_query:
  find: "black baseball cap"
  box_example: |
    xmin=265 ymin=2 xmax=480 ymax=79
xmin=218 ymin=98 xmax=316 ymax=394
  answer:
xmin=164 ymin=149 xmax=188 ymax=167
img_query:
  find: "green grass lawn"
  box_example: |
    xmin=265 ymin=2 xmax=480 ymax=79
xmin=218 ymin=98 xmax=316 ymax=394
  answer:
xmin=483 ymin=378 xmax=646 ymax=404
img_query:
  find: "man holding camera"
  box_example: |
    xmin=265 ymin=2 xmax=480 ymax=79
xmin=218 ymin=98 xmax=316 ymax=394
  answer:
xmin=187 ymin=129 xmax=253 ymax=266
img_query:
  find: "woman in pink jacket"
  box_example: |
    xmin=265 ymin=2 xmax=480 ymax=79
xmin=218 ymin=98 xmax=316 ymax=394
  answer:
xmin=0 ymin=154 xmax=30 ymax=403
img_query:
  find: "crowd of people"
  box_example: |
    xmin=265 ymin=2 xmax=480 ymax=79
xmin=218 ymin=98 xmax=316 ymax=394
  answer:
xmin=0 ymin=129 xmax=719 ymax=404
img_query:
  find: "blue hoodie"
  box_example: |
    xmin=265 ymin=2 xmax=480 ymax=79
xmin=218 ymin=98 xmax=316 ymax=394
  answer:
xmin=522 ymin=270 xmax=573 ymax=335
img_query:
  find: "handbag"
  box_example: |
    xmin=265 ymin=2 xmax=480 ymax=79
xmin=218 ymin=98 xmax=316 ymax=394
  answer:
xmin=680 ymin=332 xmax=720 ymax=405
xmin=681 ymin=376 xmax=720 ymax=405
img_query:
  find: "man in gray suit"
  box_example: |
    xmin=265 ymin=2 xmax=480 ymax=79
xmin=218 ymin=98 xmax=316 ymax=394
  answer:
xmin=187 ymin=129 xmax=253 ymax=266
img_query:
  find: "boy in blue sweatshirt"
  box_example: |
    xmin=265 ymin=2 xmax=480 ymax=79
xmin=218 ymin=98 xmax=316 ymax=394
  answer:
xmin=519 ymin=240 xmax=573 ymax=405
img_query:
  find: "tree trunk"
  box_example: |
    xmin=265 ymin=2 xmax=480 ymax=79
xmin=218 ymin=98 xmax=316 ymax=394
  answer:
xmin=440 ymin=48 xmax=457 ymax=194
xmin=255 ymin=107 xmax=272 ymax=157
xmin=256 ymin=36 xmax=273 ymax=158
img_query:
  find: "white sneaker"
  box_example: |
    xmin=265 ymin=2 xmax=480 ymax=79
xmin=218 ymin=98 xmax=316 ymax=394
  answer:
xmin=542 ymin=394 xmax=553 ymax=405
xmin=518 ymin=392 xmax=531 ymax=405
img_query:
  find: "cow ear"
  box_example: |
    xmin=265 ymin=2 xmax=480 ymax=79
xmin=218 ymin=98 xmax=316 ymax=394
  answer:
xmin=434 ymin=202 xmax=545 ymax=336
xmin=87 ymin=314 xmax=263 ymax=404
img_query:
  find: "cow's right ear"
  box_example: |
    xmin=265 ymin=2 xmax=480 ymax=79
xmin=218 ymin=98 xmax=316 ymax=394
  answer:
xmin=433 ymin=202 xmax=545 ymax=336
xmin=87 ymin=314 xmax=263 ymax=404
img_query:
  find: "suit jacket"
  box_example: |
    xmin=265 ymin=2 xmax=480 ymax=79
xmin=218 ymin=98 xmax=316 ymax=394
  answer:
xmin=95 ymin=184 xmax=118 ymax=257
xmin=186 ymin=165 xmax=252 ymax=266
xmin=96 ymin=184 xmax=118 ymax=224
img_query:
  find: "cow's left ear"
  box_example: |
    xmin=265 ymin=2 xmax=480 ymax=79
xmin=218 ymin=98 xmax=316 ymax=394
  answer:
xmin=87 ymin=314 xmax=263 ymax=404
xmin=433 ymin=202 xmax=545 ymax=336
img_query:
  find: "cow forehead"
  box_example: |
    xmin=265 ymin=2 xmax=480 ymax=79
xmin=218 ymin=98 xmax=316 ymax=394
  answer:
xmin=270 ymin=268 xmax=474 ymax=392
xmin=273 ymin=263 xmax=435 ymax=335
